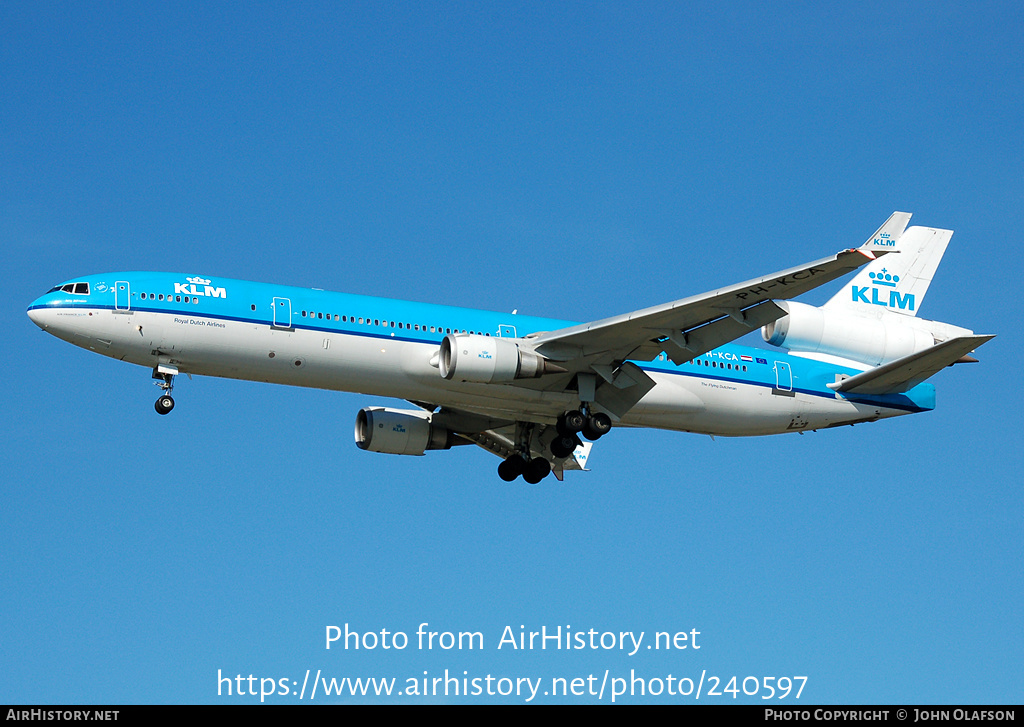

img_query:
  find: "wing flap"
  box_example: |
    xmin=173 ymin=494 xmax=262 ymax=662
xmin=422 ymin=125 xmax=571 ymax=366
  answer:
xmin=593 ymin=361 xmax=658 ymax=419
xmin=828 ymin=335 xmax=995 ymax=395
xmin=652 ymin=299 xmax=786 ymax=364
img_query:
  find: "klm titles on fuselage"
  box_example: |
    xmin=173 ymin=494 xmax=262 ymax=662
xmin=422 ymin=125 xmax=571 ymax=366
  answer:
xmin=173 ymin=277 xmax=227 ymax=299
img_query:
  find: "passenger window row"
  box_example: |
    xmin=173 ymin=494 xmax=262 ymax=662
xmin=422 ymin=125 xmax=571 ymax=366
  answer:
xmin=293 ymin=308 xmax=490 ymax=337
xmin=688 ymin=358 xmax=748 ymax=372
xmin=138 ymin=292 xmax=199 ymax=304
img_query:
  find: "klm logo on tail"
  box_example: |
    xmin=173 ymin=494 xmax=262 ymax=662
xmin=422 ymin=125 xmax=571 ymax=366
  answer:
xmin=851 ymin=268 xmax=914 ymax=311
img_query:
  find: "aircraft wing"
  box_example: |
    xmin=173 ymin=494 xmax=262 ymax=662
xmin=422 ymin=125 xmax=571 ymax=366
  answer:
xmin=533 ymin=214 xmax=907 ymax=368
xmin=534 ymin=248 xmax=897 ymax=367
xmin=518 ymin=213 xmax=906 ymax=418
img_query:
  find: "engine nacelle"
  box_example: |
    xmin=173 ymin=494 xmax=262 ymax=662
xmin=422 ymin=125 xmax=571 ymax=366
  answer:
xmin=762 ymin=301 xmax=935 ymax=367
xmin=354 ymin=407 xmax=453 ymax=456
xmin=438 ymin=333 xmax=556 ymax=383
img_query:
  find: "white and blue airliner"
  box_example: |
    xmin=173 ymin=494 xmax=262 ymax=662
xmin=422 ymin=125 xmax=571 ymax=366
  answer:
xmin=28 ymin=212 xmax=992 ymax=483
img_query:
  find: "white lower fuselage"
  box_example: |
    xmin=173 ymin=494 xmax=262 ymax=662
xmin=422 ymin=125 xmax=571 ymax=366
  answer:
xmin=30 ymin=303 xmax=918 ymax=437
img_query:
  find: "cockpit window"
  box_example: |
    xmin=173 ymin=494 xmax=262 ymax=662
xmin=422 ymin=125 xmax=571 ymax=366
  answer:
xmin=49 ymin=282 xmax=90 ymax=295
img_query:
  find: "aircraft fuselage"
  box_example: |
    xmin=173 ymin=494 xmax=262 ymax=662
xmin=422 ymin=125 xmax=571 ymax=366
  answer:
xmin=27 ymin=272 xmax=932 ymax=438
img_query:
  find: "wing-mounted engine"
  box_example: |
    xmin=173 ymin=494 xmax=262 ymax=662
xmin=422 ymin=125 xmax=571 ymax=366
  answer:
xmin=762 ymin=301 xmax=936 ymax=367
xmin=354 ymin=407 xmax=455 ymax=456
xmin=438 ymin=333 xmax=565 ymax=383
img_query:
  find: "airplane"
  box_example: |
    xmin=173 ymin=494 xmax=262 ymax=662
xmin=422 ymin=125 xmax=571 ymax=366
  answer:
xmin=27 ymin=212 xmax=993 ymax=483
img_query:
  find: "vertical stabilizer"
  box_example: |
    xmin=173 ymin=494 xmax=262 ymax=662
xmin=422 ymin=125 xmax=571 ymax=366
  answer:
xmin=825 ymin=225 xmax=952 ymax=319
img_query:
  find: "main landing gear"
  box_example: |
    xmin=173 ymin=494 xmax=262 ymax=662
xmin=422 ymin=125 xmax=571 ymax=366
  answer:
xmin=152 ymin=365 xmax=178 ymax=415
xmin=498 ymin=454 xmax=550 ymax=484
xmin=497 ymin=409 xmax=612 ymax=483
xmin=556 ymin=409 xmax=611 ymax=444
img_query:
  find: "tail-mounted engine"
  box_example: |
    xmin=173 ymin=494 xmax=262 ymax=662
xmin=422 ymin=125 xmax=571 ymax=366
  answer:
xmin=762 ymin=301 xmax=935 ymax=367
xmin=438 ymin=333 xmax=563 ymax=383
xmin=354 ymin=407 xmax=454 ymax=456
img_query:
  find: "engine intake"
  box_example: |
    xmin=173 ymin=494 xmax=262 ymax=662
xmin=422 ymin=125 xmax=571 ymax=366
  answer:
xmin=762 ymin=301 xmax=934 ymax=367
xmin=438 ymin=333 xmax=561 ymax=383
xmin=354 ymin=407 xmax=454 ymax=456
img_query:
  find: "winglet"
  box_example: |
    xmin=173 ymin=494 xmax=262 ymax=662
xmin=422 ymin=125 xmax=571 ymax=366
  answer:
xmin=859 ymin=211 xmax=912 ymax=257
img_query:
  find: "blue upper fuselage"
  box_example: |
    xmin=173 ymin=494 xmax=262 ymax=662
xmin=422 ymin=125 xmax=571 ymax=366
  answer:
xmin=28 ymin=271 xmax=935 ymax=413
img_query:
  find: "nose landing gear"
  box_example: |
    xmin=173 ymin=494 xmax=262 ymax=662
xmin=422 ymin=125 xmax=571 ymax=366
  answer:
xmin=152 ymin=364 xmax=178 ymax=415
xmin=155 ymin=394 xmax=175 ymax=415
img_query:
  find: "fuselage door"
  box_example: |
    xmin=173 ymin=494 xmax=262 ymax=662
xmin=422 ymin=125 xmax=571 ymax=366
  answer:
xmin=272 ymin=297 xmax=292 ymax=330
xmin=774 ymin=360 xmax=793 ymax=391
xmin=115 ymin=281 xmax=131 ymax=311
xmin=498 ymin=324 xmax=517 ymax=338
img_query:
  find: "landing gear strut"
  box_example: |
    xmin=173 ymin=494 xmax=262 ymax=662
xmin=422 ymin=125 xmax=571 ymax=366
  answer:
xmin=152 ymin=365 xmax=178 ymax=415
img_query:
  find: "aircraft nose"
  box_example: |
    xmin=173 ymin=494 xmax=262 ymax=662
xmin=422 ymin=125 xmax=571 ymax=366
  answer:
xmin=27 ymin=299 xmax=50 ymax=329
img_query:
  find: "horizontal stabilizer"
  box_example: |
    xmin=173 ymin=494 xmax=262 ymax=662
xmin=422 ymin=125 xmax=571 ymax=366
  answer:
xmin=828 ymin=335 xmax=995 ymax=395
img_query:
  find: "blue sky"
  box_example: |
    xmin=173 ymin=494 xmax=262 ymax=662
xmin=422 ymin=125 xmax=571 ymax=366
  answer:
xmin=3 ymin=1 xmax=1021 ymax=704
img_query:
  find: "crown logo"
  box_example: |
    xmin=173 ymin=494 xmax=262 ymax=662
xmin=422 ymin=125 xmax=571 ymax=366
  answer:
xmin=868 ymin=268 xmax=900 ymax=288
xmin=187 ymin=276 xmax=211 ymax=285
